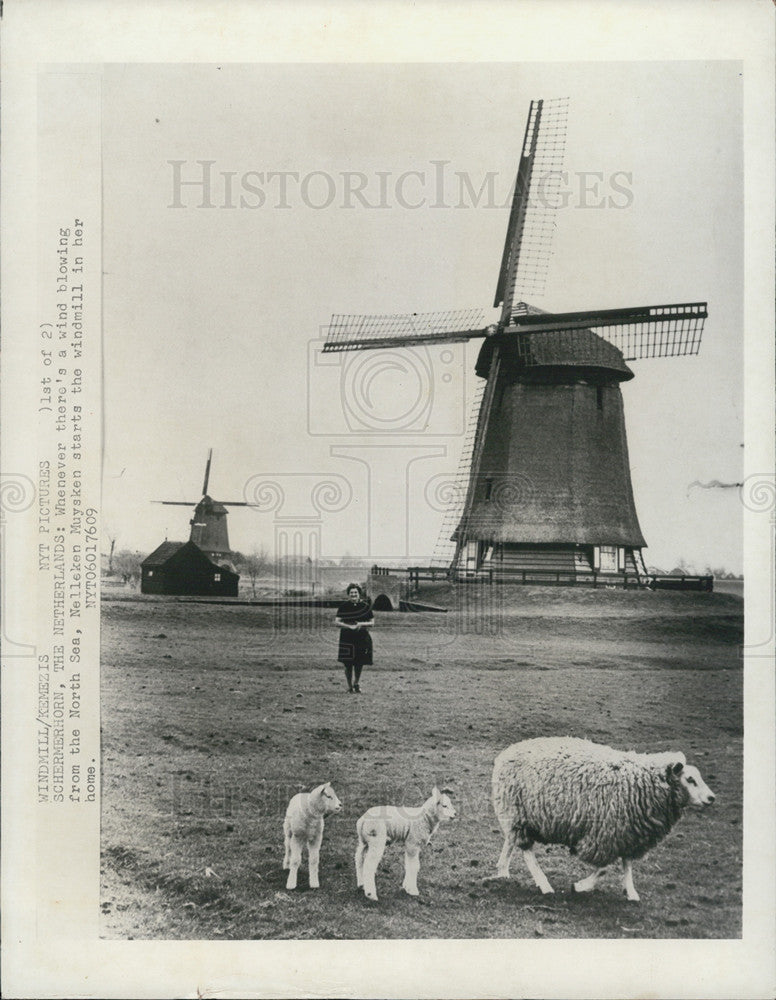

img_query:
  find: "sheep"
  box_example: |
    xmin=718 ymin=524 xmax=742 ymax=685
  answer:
xmin=491 ymin=737 xmax=715 ymax=901
xmin=355 ymin=787 xmax=456 ymax=901
xmin=282 ymin=782 xmax=342 ymax=890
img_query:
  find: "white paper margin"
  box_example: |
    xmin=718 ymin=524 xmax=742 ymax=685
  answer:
xmin=2 ymin=2 xmax=774 ymax=998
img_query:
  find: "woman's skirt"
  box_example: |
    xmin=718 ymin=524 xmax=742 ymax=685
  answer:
xmin=338 ymin=628 xmax=373 ymax=666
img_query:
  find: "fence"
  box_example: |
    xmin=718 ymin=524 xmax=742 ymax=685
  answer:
xmin=371 ymin=565 xmax=713 ymax=593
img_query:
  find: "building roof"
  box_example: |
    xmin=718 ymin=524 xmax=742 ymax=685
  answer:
xmin=142 ymin=541 xmax=186 ymax=566
xmin=141 ymin=539 xmax=240 ymax=578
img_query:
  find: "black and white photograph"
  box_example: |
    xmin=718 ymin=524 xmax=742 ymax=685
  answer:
xmin=97 ymin=59 xmax=745 ymax=942
xmin=3 ymin=3 xmax=775 ymax=999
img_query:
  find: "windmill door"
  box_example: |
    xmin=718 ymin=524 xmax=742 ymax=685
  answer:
xmin=599 ymin=545 xmax=620 ymax=573
xmin=464 ymin=541 xmax=479 ymax=573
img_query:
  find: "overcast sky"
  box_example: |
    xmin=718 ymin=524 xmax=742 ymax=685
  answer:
xmin=101 ymin=60 xmax=743 ymax=573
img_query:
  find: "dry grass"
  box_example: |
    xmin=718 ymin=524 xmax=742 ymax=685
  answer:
xmin=100 ymin=587 xmax=742 ymax=939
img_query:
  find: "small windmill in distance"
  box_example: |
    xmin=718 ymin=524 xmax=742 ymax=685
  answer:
xmin=153 ymin=449 xmax=259 ymax=565
xmin=322 ymin=98 xmax=708 ymax=583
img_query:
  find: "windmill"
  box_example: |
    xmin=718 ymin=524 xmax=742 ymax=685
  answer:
xmin=321 ymin=99 xmax=707 ymax=582
xmin=154 ymin=449 xmax=257 ymax=565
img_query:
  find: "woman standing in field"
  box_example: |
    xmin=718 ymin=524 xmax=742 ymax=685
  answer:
xmin=334 ymin=583 xmax=374 ymax=694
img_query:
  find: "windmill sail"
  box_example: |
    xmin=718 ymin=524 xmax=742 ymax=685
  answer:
xmin=430 ymin=380 xmax=486 ymax=567
xmin=508 ymin=302 xmax=707 ymax=363
xmin=323 ymin=99 xmax=569 ymax=356
xmin=495 ymin=97 xmax=569 ymax=322
xmin=322 ymin=308 xmax=487 ymax=353
xmin=446 ymin=100 xmax=569 ymax=570
xmin=449 ymin=348 xmax=502 ymax=571
xmin=322 ymin=301 xmax=706 ymax=360
xmin=320 ymin=97 xmax=708 ymax=585
xmin=202 ymin=448 xmax=212 ymax=495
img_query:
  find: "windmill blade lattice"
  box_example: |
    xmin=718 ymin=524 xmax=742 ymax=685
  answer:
xmin=152 ymin=499 xmax=264 ymax=507
xmin=322 ymin=308 xmax=487 ymax=353
xmin=511 ymin=302 xmax=707 ymax=366
xmin=495 ymin=97 xmax=569 ymax=321
xmin=593 ymin=303 xmax=707 ymax=361
xmin=430 ymin=380 xmax=486 ymax=567
xmin=202 ymin=448 xmax=213 ymax=495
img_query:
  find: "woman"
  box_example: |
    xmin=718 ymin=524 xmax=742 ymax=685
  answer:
xmin=334 ymin=583 xmax=374 ymax=693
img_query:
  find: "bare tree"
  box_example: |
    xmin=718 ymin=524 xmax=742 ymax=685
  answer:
xmin=239 ymin=546 xmax=272 ymax=598
xmin=102 ymin=519 xmax=117 ymax=574
xmin=113 ymin=549 xmax=143 ymax=586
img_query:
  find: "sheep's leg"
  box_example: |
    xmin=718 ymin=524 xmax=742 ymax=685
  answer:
xmin=361 ymin=832 xmax=387 ymax=901
xmin=621 ymin=858 xmax=640 ymax=902
xmin=522 ymin=848 xmax=554 ymax=895
xmin=496 ymin=826 xmax=519 ymax=878
xmin=282 ymin=820 xmax=292 ymax=870
xmin=402 ymin=845 xmax=420 ymax=896
xmin=285 ymin=834 xmax=303 ymax=890
xmin=308 ymin=827 xmax=324 ymax=889
xmin=573 ymin=866 xmax=608 ymax=894
xmin=355 ymin=838 xmax=367 ymax=887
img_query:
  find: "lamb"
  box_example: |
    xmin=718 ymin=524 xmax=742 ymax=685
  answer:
xmin=491 ymin=737 xmax=715 ymax=901
xmin=282 ymin=782 xmax=342 ymax=890
xmin=355 ymin=787 xmax=456 ymax=901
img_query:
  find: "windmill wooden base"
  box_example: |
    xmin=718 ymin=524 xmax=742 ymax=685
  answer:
xmin=454 ymin=543 xmax=646 ymax=582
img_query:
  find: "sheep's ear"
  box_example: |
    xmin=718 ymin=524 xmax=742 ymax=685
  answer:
xmin=432 ymin=786 xmax=440 ymax=802
xmin=666 ymin=761 xmax=684 ymax=779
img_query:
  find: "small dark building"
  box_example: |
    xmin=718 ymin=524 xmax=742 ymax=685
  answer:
xmin=141 ymin=540 xmax=239 ymax=596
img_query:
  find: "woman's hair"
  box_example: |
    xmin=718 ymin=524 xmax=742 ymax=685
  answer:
xmin=346 ymin=583 xmax=364 ymax=598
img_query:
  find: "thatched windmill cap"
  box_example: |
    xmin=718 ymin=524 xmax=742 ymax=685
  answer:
xmin=195 ymin=496 xmax=229 ymax=515
xmin=476 ymin=303 xmax=634 ymax=381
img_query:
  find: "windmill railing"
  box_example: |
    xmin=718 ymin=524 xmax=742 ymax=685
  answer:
xmin=370 ymin=565 xmax=713 ymax=592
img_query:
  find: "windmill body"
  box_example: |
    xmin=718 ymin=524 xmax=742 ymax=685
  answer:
xmin=459 ymin=315 xmax=646 ymax=577
xmin=189 ymin=495 xmax=232 ymax=563
xmin=323 ymin=99 xmax=707 ymax=583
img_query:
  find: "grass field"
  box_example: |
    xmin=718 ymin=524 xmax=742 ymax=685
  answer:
xmin=100 ymin=586 xmax=743 ymax=940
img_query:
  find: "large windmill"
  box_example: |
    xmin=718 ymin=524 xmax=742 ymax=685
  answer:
xmin=322 ymin=99 xmax=707 ymax=583
xmin=154 ymin=449 xmax=256 ymax=564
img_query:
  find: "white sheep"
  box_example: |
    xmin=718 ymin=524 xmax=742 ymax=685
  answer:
xmin=355 ymin=787 xmax=456 ymax=901
xmin=492 ymin=737 xmax=715 ymax=901
xmin=282 ymin=782 xmax=342 ymax=890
